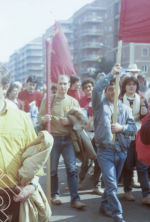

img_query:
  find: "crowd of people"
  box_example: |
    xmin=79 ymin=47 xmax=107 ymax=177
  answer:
xmin=1 ymin=63 xmax=150 ymax=222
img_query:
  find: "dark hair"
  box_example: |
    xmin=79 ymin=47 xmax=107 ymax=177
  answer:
xmin=137 ymin=74 xmax=145 ymax=80
xmin=121 ymin=76 xmax=139 ymax=96
xmin=105 ymin=78 xmax=116 ymax=91
xmin=81 ymin=78 xmax=95 ymax=90
xmin=26 ymin=75 xmax=38 ymax=83
xmin=70 ymin=75 xmax=80 ymax=87
xmin=6 ymin=83 xmax=20 ymax=97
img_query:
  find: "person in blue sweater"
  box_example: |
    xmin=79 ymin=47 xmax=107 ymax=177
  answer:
xmin=92 ymin=64 xmax=137 ymax=222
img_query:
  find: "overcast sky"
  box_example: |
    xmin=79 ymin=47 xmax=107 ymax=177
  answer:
xmin=0 ymin=0 xmax=93 ymax=62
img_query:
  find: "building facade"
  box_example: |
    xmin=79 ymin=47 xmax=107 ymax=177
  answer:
xmin=72 ymin=0 xmax=107 ymax=78
xmin=8 ymin=37 xmax=43 ymax=82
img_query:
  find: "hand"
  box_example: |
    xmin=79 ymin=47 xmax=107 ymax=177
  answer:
xmin=111 ymin=64 xmax=121 ymax=76
xmin=60 ymin=117 xmax=70 ymax=126
xmin=41 ymin=114 xmax=51 ymax=123
xmin=134 ymin=113 xmax=140 ymax=121
xmin=13 ymin=185 xmax=35 ymax=203
xmin=140 ymin=96 xmax=145 ymax=106
xmin=111 ymin=123 xmax=123 ymax=134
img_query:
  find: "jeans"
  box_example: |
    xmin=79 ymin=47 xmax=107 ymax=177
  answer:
xmin=123 ymin=140 xmax=150 ymax=197
xmin=92 ymin=138 xmax=101 ymax=187
xmin=51 ymin=136 xmax=80 ymax=203
xmin=97 ymin=145 xmax=126 ymax=219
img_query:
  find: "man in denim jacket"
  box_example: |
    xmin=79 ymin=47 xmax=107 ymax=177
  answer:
xmin=92 ymin=64 xmax=137 ymax=222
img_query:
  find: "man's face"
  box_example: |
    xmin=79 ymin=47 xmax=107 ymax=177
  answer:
xmin=8 ymin=87 xmax=19 ymax=100
xmin=105 ymin=84 xmax=115 ymax=103
xmin=125 ymin=81 xmax=137 ymax=95
xmin=72 ymin=80 xmax=81 ymax=90
xmin=57 ymin=77 xmax=70 ymax=95
xmin=26 ymin=82 xmax=37 ymax=93
xmin=138 ymin=77 xmax=144 ymax=83
xmin=83 ymin=83 xmax=93 ymax=96
xmin=131 ymin=71 xmax=138 ymax=76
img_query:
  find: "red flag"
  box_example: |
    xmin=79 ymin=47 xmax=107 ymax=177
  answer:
xmin=118 ymin=0 xmax=150 ymax=43
xmin=50 ymin=22 xmax=76 ymax=82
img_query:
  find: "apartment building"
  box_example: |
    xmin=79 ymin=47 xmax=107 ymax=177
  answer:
xmin=8 ymin=37 xmax=43 ymax=82
xmin=72 ymin=0 xmax=107 ymax=78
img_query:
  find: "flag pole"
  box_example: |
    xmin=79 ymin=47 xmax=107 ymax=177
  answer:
xmin=112 ymin=40 xmax=122 ymax=142
xmin=45 ymin=39 xmax=52 ymax=205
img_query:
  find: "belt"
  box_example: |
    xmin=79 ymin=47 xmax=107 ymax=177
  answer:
xmin=53 ymin=135 xmax=70 ymax=139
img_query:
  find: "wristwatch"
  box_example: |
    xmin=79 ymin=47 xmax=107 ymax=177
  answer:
xmin=29 ymin=182 xmax=38 ymax=191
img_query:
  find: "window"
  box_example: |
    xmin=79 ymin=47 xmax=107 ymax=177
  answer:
xmin=142 ymin=48 xmax=149 ymax=57
xmin=114 ymin=2 xmax=119 ymax=15
xmin=92 ymin=11 xmax=96 ymax=17
xmin=141 ymin=64 xmax=148 ymax=73
xmin=108 ymin=26 xmax=112 ymax=32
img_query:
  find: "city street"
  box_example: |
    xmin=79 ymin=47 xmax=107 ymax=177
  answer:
xmin=40 ymin=158 xmax=150 ymax=222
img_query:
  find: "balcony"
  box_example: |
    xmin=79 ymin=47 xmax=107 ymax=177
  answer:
xmin=81 ymin=55 xmax=99 ymax=62
xmin=82 ymin=17 xmax=103 ymax=23
xmin=80 ymin=42 xmax=103 ymax=49
xmin=79 ymin=30 xmax=103 ymax=36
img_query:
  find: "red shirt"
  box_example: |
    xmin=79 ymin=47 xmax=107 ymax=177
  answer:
xmin=79 ymin=95 xmax=91 ymax=108
xmin=18 ymin=90 xmax=43 ymax=112
xmin=79 ymin=95 xmax=93 ymax=117
xmin=67 ymin=89 xmax=83 ymax=102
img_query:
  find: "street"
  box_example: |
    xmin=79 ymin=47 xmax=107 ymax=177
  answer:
xmin=40 ymin=158 xmax=150 ymax=222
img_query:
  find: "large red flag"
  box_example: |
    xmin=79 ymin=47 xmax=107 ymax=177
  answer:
xmin=118 ymin=0 xmax=150 ymax=43
xmin=50 ymin=22 xmax=76 ymax=82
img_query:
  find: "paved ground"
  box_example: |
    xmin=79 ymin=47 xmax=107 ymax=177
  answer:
xmin=40 ymin=158 xmax=150 ymax=222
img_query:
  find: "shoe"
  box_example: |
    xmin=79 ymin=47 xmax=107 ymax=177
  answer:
xmin=124 ymin=191 xmax=135 ymax=201
xmin=132 ymin=182 xmax=141 ymax=188
xmin=51 ymin=196 xmax=62 ymax=205
xmin=142 ymin=195 xmax=150 ymax=205
xmin=64 ymin=186 xmax=69 ymax=191
xmin=93 ymin=186 xmax=104 ymax=195
xmin=71 ymin=200 xmax=86 ymax=209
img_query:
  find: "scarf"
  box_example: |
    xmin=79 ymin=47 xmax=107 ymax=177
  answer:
xmin=123 ymin=93 xmax=141 ymax=130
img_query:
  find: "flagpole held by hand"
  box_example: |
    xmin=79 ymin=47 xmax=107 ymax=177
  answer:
xmin=112 ymin=40 xmax=122 ymax=142
xmin=46 ymin=39 xmax=52 ymax=206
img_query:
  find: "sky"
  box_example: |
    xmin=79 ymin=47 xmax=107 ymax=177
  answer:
xmin=0 ymin=0 xmax=93 ymax=62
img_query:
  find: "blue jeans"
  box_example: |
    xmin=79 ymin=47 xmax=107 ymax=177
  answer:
xmin=123 ymin=140 xmax=150 ymax=197
xmin=97 ymin=146 xmax=126 ymax=220
xmin=51 ymin=136 xmax=80 ymax=203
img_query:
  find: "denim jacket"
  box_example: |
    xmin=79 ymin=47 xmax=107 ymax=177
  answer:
xmin=92 ymin=73 xmax=137 ymax=152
